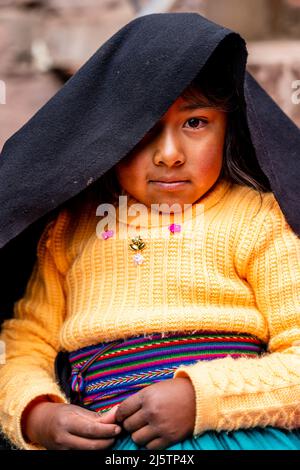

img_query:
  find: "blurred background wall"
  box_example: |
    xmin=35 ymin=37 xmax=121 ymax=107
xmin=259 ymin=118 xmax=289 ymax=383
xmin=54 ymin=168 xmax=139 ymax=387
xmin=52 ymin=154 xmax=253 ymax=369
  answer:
xmin=0 ymin=0 xmax=300 ymax=150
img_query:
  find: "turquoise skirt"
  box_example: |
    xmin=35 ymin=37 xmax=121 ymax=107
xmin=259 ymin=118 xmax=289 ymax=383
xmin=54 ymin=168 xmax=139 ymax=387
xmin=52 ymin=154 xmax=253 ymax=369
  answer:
xmin=112 ymin=427 xmax=300 ymax=450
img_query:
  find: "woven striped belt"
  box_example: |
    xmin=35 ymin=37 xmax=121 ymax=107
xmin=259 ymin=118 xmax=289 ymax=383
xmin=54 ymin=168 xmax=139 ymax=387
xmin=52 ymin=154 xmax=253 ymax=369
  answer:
xmin=69 ymin=331 xmax=266 ymax=414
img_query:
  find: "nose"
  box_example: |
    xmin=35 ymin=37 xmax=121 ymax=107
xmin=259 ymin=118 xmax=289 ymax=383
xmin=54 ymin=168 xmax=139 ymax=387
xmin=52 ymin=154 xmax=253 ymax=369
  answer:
xmin=153 ymin=128 xmax=185 ymax=167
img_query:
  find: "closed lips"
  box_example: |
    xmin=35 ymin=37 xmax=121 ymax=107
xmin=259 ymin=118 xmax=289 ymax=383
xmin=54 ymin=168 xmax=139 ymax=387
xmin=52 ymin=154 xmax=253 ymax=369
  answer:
xmin=150 ymin=179 xmax=189 ymax=183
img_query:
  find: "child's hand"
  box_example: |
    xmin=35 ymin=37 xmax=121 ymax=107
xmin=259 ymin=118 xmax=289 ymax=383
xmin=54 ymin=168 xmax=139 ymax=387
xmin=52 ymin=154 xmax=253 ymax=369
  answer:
xmin=115 ymin=377 xmax=196 ymax=450
xmin=23 ymin=401 xmax=122 ymax=449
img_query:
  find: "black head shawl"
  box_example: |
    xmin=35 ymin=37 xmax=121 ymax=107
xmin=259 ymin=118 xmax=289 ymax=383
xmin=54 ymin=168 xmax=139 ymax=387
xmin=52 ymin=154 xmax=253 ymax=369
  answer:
xmin=0 ymin=12 xmax=300 ymax=324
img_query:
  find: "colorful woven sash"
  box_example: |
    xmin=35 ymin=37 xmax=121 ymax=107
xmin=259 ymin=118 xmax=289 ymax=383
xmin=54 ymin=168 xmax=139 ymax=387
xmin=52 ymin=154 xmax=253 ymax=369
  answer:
xmin=69 ymin=331 xmax=266 ymax=414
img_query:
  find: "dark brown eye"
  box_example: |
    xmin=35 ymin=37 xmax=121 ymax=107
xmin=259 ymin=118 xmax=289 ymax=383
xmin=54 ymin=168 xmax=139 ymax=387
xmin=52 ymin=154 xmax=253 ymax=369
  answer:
xmin=184 ymin=118 xmax=207 ymax=129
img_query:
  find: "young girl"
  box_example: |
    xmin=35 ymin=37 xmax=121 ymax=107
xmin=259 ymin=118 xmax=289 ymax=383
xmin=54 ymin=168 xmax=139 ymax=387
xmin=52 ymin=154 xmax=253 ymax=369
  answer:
xmin=0 ymin=12 xmax=300 ymax=451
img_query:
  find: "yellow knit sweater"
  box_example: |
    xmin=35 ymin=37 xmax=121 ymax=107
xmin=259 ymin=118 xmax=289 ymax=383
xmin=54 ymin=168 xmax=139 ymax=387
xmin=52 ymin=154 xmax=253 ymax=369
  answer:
xmin=1 ymin=178 xmax=300 ymax=450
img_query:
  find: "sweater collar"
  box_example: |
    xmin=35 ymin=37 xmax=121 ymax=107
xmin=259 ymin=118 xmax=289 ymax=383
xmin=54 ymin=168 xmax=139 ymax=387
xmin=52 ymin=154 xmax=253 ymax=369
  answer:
xmin=114 ymin=178 xmax=233 ymax=229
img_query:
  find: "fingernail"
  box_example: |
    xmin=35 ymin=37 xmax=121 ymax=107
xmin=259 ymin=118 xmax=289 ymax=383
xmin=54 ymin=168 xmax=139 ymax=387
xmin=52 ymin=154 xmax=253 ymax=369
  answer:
xmin=114 ymin=426 xmax=121 ymax=434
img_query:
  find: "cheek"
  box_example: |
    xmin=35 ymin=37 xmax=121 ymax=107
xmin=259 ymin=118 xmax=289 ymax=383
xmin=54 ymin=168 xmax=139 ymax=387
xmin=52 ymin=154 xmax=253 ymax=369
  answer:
xmin=195 ymin=159 xmax=220 ymax=178
xmin=115 ymin=165 xmax=131 ymax=190
xmin=203 ymin=132 xmax=225 ymax=163
xmin=117 ymin=148 xmax=148 ymax=174
xmin=196 ymin=144 xmax=223 ymax=170
xmin=116 ymin=160 xmax=146 ymax=188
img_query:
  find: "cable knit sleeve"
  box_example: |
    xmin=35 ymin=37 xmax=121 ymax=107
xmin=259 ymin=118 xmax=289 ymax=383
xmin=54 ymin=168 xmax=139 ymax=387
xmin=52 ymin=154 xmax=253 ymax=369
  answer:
xmin=173 ymin=197 xmax=300 ymax=436
xmin=0 ymin=214 xmax=70 ymax=450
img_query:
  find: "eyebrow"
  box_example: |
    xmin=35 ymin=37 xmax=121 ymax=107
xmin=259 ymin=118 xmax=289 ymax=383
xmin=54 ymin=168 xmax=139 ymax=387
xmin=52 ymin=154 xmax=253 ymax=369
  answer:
xmin=179 ymin=102 xmax=212 ymax=111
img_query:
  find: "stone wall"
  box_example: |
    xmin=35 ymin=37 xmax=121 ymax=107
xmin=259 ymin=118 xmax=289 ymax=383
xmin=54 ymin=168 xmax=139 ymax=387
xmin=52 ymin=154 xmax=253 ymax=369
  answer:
xmin=205 ymin=0 xmax=300 ymax=40
xmin=0 ymin=0 xmax=299 ymax=149
xmin=247 ymin=40 xmax=300 ymax=128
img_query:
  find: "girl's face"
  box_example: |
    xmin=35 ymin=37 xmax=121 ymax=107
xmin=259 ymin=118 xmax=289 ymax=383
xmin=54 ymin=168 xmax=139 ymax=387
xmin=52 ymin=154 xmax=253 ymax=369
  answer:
xmin=115 ymin=94 xmax=227 ymax=211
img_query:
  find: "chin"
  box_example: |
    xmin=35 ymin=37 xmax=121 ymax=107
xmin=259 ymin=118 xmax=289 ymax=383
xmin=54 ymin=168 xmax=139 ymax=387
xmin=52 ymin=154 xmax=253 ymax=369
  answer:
xmin=153 ymin=198 xmax=192 ymax=212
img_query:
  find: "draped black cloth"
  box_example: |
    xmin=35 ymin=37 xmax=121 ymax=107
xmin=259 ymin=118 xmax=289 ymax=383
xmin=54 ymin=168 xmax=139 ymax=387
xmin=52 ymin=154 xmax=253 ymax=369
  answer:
xmin=0 ymin=12 xmax=299 ymax=326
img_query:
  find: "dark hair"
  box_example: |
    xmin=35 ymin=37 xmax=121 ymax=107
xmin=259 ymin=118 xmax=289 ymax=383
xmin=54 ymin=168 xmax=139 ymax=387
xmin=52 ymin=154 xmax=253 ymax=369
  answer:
xmin=93 ymin=166 xmax=123 ymax=206
xmin=94 ymin=42 xmax=271 ymax=206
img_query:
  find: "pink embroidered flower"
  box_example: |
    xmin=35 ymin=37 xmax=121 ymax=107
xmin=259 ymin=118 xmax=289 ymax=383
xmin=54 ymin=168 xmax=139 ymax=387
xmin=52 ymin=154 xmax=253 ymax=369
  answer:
xmin=133 ymin=253 xmax=144 ymax=265
xmin=168 ymin=223 xmax=181 ymax=233
xmin=101 ymin=229 xmax=114 ymax=240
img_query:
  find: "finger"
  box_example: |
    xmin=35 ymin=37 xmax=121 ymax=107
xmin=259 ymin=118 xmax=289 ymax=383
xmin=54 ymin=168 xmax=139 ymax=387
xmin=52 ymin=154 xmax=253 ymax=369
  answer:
xmin=68 ymin=415 xmax=121 ymax=439
xmin=122 ymin=409 xmax=148 ymax=433
xmin=61 ymin=435 xmax=116 ymax=450
xmin=98 ymin=405 xmax=120 ymax=424
xmin=130 ymin=425 xmax=158 ymax=447
xmin=145 ymin=437 xmax=168 ymax=451
xmin=71 ymin=404 xmax=109 ymax=423
xmin=115 ymin=393 xmax=143 ymax=423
